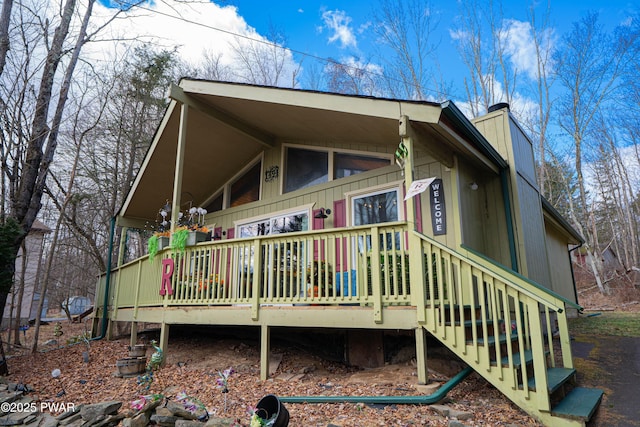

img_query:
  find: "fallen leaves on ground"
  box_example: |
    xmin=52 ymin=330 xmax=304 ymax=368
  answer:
xmin=4 ymin=322 xmax=541 ymax=426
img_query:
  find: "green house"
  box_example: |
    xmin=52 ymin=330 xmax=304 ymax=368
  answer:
xmin=97 ymin=80 xmax=602 ymax=426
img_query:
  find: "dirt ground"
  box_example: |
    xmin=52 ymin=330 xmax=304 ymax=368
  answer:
xmin=4 ymin=292 xmax=638 ymax=426
xmin=3 ymin=321 xmax=540 ymax=426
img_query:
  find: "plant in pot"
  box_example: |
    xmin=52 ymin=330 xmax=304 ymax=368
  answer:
xmin=171 ymin=205 xmax=210 ymax=252
xmin=147 ymin=202 xmax=172 ymax=262
xmin=306 ymin=260 xmax=334 ymax=298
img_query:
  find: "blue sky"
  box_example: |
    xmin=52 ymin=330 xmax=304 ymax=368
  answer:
xmin=94 ymin=0 xmax=637 ymax=104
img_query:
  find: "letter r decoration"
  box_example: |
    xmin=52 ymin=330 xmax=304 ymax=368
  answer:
xmin=160 ymin=258 xmax=175 ymax=296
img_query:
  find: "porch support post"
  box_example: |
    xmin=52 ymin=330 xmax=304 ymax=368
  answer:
xmin=260 ymin=324 xmax=270 ymax=380
xmin=415 ymin=326 xmax=429 ymax=384
xmin=117 ymin=226 xmax=128 ymax=267
xmin=159 ymin=322 xmax=170 ymax=364
xmin=400 ymin=116 xmax=427 ymax=324
xmin=130 ymin=321 xmax=138 ymax=347
xmin=170 ymin=103 xmax=189 ymax=233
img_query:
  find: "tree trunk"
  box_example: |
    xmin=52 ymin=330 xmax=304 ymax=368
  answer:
xmin=0 ymin=0 xmax=13 ymax=76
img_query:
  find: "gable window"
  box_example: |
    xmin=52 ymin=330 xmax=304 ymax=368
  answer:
xmin=335 ymin=152 xmax=391 ymax=179
xmin=284 ymin=147 xmax=328 ymax=193
xmin=284 ymin=145 xmax=391 ymax=193
xmin=230 ymin=161 xmax=261 ymax=207
xmin=204 ymin=156 xmax=263 ymax=212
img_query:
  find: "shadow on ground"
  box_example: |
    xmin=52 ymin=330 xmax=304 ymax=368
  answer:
xmin=572 ymin=334 xmax=640 ymax=426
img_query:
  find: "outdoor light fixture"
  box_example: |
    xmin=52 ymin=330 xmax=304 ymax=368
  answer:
xmin=314 ymin=208 xmax=332 ymax=219
xmin=468 ymin=182 xmax=479 ymax=191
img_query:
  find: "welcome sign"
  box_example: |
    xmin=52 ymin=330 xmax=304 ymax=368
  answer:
xmin=430 ymin=179 xmax=446 ymax=235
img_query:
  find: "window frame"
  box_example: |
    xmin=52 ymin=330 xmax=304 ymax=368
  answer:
xmin=234 ymin=204 xmax=314 ymax=238
xmin=345 ymin=181 xmax=405 ymax=227
xmin=281 ymin=143 xmax=393 ymax=194
xmin=203 ymin=153 xmax=263 ymax=212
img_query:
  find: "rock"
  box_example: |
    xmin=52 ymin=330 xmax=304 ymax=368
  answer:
xmin=448 ymin=421 xmax=467 ymax=427
xmin=23 ymin=414 xmax=38 ymax=425
xmin=80 ymin=402 xmax=122 ymax=422
xmin=449 ymin=408 xmax=473 ymax=421
xmin=39 ymin=413 xmax=59 ymax=427
xmin=164 ymin=402 xmax=197 ymax=420
xmin=0 ymin=411 xmax=31 ymax=426
xmin=91 ymin=413 xmax=126 ymax=427
xmin=58 ymin=413 xmax=82 ymax=426
xmin=0 ymin=392 xmax=23 ymax=404
xmin=174 ymin=421 xmax=204 ymax=427
xmin=415 ymin=382 xmax=441 ymax=395
xmin=44 ymin=340 xmax=58 ymax=346
xmin=204 ymin=418 xmax=236 ymax=427
xmin=126 ymin=412 xmax=149 ymax=427
xmin=269 ymin=353 xmax=283 ymax=375
xmin=56 ymin=405 xmax=82 ymax=421
xmin=154 ymin=407 xmax=173 ymax=417
xmin=149 ymin=414 xmax=177 ymax=427
xmin=429 ymin=404 xmax=450 ymax=417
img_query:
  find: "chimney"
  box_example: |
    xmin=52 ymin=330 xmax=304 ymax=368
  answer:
xmin=488 ymin=102 xmax=510 ymax=113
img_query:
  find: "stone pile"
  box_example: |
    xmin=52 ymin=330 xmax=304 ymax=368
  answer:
xmin=0 ymin=381 xmax=236 ymax=427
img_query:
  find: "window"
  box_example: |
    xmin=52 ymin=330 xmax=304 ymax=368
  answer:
xmin=238 ymin=210 xmax=309 ymax=238
xmin=349 ymin=185 xmax=403 ymax=253
xmin=230 ymin=162 xmax=261 ymax=207
xmin=204 ymin=157 xmax=263 ymax=212
xmin=352 ymin=188 xmax=400 ymax=226
xmin=205 ymin=192 xmax=223 ymax=213
xmin=284 ymin=147 xmax=328 ymax=193
xmin=335 ymin=153 xmax=391 ymax=179
xmin=284 ymin=146 xmax=391 ymax=193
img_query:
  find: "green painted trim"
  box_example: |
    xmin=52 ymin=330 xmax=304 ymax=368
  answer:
xmin=459 ymin=243 xmax=583 ymax=312
xmin=500 ymin=168 xmax=519 ymax=272
xmin=440 ymin=102 xmax=508 ymax=169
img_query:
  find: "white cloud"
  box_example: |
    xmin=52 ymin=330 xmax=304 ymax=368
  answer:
xmin=88 ymin=1 xmax=298 ymax=76
xmin=321 ymin=10 xmax=357 ymax=49
xmin=501 ymin=19 xmax=556 ymax=81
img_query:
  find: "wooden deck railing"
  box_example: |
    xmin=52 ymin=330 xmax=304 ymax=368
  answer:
xmin=98 ymin=222 xmax=413 ymax=319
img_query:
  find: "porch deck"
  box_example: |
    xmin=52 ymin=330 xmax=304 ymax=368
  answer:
xmin=97 ymin=222 xmax=600 ymax=426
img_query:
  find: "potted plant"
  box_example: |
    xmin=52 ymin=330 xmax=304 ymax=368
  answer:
xmin=171 ymin=206 xmax=210 ymax=252
xmin=306 ymin=260 xmax=333 ymax=298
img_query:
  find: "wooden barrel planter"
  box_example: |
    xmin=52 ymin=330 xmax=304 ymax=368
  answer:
xmin=128 ymin=344 xmax=147 ymax=357
xmin=116 ymin=357 xmax=146 ymax=377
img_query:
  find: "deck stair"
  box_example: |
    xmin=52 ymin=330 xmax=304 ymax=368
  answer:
xmin=416 ymin=232 xmax=603 ymax=427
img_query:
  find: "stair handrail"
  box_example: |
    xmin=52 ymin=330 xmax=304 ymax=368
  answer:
xmin=413 ymin=231 xmax=583 ymax=314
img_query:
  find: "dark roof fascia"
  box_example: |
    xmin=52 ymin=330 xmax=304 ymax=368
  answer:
xmin=541 ymin=197 xmax=585 ymax=244
xmin=440 ymin=101 xmax=508 ymax=170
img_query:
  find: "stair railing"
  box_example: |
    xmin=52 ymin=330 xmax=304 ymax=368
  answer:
xmin=414 ymin=231 xmax=581 ymax=413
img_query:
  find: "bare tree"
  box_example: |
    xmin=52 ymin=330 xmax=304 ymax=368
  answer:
xmin=230 ymin=24 xmax=300 ymax=87
xmin=554 ymin=12 xmax=636 ymax=293
xmin=371 ymin=0 xmax=444 ymax=100
xmin=0 ymin=0 xmax=13 ymax=76
xmin=325 ymin=57 xmax=383 ymax=96
xmin=452 ymin=0 xmax=517 ymax=116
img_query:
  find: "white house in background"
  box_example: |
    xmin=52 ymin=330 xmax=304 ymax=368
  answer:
xmin=3 ymin=220 xmax=50 ymax=327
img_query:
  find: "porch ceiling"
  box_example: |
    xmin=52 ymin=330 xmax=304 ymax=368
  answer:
xmin=118 ymin=80 xmax=502 ymax=225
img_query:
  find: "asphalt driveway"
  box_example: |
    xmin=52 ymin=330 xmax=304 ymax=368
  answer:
xmin=572 ymin=334 xmax=640 ymax=426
